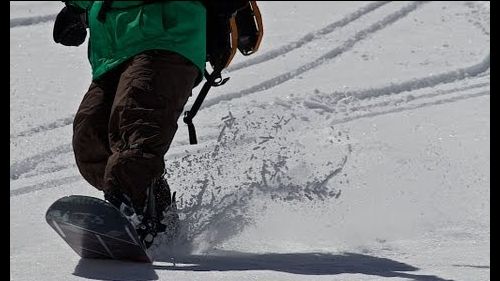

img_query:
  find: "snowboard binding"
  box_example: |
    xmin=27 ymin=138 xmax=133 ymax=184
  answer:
xmin=104 ymin=178 xmax=180 ymax=249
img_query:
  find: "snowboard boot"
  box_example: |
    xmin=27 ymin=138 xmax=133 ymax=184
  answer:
xmin=104 ymin=189 xmax=157 ymax=248
xmin=137 ymin=177 xmax=180 ymax=248
xmin=154 ymin=177 xmax=180 ymax=244
xmin=161 ymin=190 xmax=180 ymax=244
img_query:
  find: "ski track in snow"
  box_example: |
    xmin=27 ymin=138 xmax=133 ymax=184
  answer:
xmin=301 ymin=54 xmax=490 ymax=114
xmin=227 ymin=1 xmax=390 ymax=71
xmin=10 ymin=115 xmax=75 ymax=139
xmin=10 ymin=175 xmax=81 ymax=197
xmin=334 ymin=54 xmax=489 ymax=101
xmin=328 ymin=90 xmax=489 ymax=126
xmin=331 ymin=83 xmax=489 ymax=120
xmin=10 ymin=143 xmax=72 ymax=180
xmin=10 ymin=13 xmax=57 ymax=28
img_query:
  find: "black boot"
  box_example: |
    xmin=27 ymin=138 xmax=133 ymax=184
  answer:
xmin=152 ymin=177 xmax=180 ymax=234
xmin=161 ymin=190 xmax=180 ymax=244
xmin=138 ymin=177 xmax=180 ymax=248
xmin=153 ymin=177 xmax=172 ymax=226
xmin=104 ymin=189 xmax=159 ymax=248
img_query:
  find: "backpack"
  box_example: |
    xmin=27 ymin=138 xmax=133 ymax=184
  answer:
xmin=184 ymin=0 xmax=264 ymax=144
xmin=203 ymin=1 xmax=263 ymax=74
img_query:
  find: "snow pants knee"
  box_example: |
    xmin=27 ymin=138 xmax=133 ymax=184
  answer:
xmin=72 ymin=50 xmax=198 ymax=208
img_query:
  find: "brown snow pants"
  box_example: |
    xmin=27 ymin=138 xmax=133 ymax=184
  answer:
xmin=72 ymin=50 xmax=198 ymax=208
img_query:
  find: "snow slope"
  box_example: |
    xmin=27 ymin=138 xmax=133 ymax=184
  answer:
xmin=10 ymin=1 xmax=489 ymax=280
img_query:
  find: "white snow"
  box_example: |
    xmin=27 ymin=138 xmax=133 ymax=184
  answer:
xmin=10 ymin=1 xmax=489 ymax=281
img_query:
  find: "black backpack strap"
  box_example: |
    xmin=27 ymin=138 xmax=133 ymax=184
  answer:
xmin=183 ymin=68 xmax=229 ymax=145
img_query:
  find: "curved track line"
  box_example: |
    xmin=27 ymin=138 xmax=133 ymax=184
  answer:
xmin=327 ymin=83 xmax=490 ymax=119
xmin=329 ymin=91 xmax=489 ymax=126
xmin=348 ymin=55 xmax=490 ymax=100
xmin=201 ymin=1 xmax=426 ymax=109
xmin=10 ymin=144 xmax=72 ymax=180
xmin=303 ymin=53 xmax=490 ymax=111
xmin=350 ymin=82 xmax=489 ymax=112
xmin=304 ymin=79 xmax=489 ymax=113
xmin=227 ymin=1 xmax=390 ymax=72
xmin=11 ymin=116 xmax=75 ymax=139
xmin=10 ymin=14 xmax=57 ymax=28
xmin=10 ymin=175 xmax=81 ymax=197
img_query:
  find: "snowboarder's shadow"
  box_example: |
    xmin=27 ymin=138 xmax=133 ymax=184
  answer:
xmin=154 ymin=251 xmax=453 ymax=281
xmin=72 ymin=251 xmax=453 ymax=281
xmin=73 ymin=259 xmax=158 ymax=281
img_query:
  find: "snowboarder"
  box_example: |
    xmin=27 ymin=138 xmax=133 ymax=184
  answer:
xmin=53 ymin=0 xmax=263 ymax=248
xmin=53 ymin=0 xmax=207 ymax=247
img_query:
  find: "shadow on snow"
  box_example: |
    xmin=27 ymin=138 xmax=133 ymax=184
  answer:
xmin=73 ymin=251 xmax=453 ymax=281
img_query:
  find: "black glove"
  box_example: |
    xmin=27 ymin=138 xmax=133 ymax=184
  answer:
xmin=53 ymin=5 xmax=88 ymax=46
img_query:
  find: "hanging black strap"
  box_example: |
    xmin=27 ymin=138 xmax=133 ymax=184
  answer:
xmin=183 ymin=68 xmax=229 ymax=145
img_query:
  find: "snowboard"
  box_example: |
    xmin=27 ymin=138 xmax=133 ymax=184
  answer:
xmin=45 ymin=195 xmax=152 ymax=263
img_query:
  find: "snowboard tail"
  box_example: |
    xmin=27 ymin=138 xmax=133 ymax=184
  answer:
xmin=46 ymin=195 xmax=152 ymax=263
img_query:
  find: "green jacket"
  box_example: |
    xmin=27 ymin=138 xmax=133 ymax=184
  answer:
xmin=68 ymin=1 xmax=206 ymax=82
